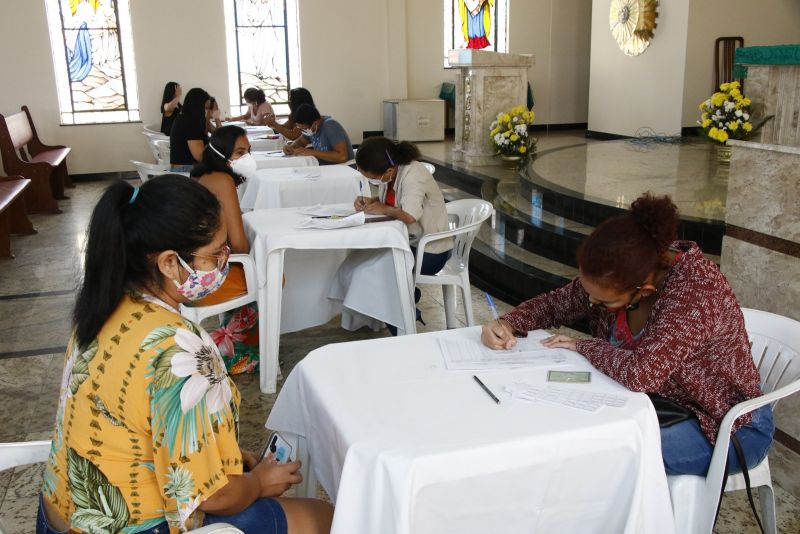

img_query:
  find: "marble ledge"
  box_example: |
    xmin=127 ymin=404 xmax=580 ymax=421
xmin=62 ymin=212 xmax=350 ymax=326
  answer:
xmin=447 ymin=49 xmax=534 ymax=68
xmin=728 ymin=139 xmax=800 ymax=155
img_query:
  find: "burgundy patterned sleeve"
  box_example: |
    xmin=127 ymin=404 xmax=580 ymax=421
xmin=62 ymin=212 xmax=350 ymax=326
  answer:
xmin=501 ymin=278 xmax=591 ymax=335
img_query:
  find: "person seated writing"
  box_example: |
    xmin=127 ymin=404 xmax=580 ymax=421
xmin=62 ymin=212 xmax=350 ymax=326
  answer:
xmin=283 ymin=103 xmax=354 ymax=165
xmin=170 ymin=87 xmax=215 ymax=171
xmin=353 ymin=136 xmax=452 ymax=333
xmin=191 ymin=125 xmax=261 ymax=374
xmin=38 ymin=175 xmax=333 ymax=534
xmin=228 ymin=87 xmax=275 ymax=126
xmin=480 ymin=193 xmax=773 ymax=477
xmin=265 ymin=87 xmax=315 ymax=141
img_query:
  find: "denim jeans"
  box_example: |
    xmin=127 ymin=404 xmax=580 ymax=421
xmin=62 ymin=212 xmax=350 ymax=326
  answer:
xmin=37 ymin=494 xmax=170 ymax=534
xmin=661 ymin=404 xmax=774 ymax=476
xmin=204 ymin=497 xmax=288 ymax=534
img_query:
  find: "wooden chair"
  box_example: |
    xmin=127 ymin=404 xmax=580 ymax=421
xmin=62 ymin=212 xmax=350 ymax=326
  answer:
xmin=714 ymin=37 xmax=744 ymax=89
xmin=0 ymin=176 xmax=36 ymax=259
xmin=0 ymin=106 xmax=72 ymax=214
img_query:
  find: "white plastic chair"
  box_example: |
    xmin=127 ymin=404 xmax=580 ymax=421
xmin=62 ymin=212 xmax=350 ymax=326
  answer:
xmin=180 ymin=254 xmax=258 ymax=325
xmin=414 ymin=199 xmax=493 ymax=328
xmin=667 ymin=308 xmax=800 ymax=534
xmin=421 ymin=162 xmax=436 ymax=176
xmin=153 ymin=139 xmax=172 ymax=167
xmin=142 ymin=130 xmax=168 ymax=164
xmin=0 ymin=441 xmax=243 ymax=533
xmin=143 ymin=123 xmax=163 ymax=136
xmin=130 ymin=160 xmax=172 ymax=183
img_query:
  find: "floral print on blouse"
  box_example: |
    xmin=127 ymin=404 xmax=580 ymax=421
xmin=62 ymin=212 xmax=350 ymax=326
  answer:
xmin=42 ymin=294 xmax=243 ymax=533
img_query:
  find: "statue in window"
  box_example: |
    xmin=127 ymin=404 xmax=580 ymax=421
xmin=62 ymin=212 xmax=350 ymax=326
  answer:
xmin=459 ymin=0 xmax=494 ymax=49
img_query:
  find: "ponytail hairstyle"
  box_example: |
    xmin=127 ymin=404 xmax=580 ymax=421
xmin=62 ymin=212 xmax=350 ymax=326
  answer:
xmin=243 ymin=87 xmax=266 ymax=105
xmin=577 ymin=192 xmax=680 ymax=291
xmin=191 ymin=125 xmax=248 ymax=186
xmin=288 ymin=87 xmax=315 ymax=122
xmin=355 ymin=136 xmax=420 ymax=174
xmin=73 ymin=175 xmax=221 ymax=348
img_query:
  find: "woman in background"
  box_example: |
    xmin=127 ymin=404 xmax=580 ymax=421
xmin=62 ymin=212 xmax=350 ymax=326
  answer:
xmin=228 ymin=87 xmax=274 ymax=126
xmin=284 ymin=103 xmax=353 ymax=164
xmin=159 ymin=81 xmax=182 ymax=135
xmin=265 ymin=87 xmax=315 ymax=141
xmin=170 ymin=87 xmax=213 ymax=170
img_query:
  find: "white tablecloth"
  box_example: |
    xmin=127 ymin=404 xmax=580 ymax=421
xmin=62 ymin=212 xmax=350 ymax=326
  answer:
xmin=242 ymin=206 xmax=416 ymax=392
xmin=267 ymin=327 xmax=676 ymax=534
xmin=252 ymin=152 xmax=318 ymax=170
xmin=239 ymin=165 xmax=366 ymax=211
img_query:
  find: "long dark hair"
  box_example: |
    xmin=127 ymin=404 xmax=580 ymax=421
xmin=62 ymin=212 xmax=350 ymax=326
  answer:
xmin=288 ymin=87 xmax=315 ymax=121
xmin=178 ymin=87 xmax=210 ymax=131
xmin=243 ymin=87 xmax=266 ymax=105
xmin=73 ymin=175 xmax=221 ymax=348
xmin=355 ymin=136 xmax=420 ymax=173
xmin=577 ymin=193 xmax=680 ymax=291
xmin=191 ymin=125 xmax=248 ymax=186
xmin=160 ymin=81 xmax=179 ymax=114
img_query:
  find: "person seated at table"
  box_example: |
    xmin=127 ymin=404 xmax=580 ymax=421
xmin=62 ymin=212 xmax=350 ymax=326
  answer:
xmin=480 ymin=193 xmax=773 ymax=476
xmin=160 ymin=81 xmax=182 ymax=135
xmin=283 ymin=103 xmax=354 ymax=165
xmin=170 ymin=87 xmax=215 ymax=171
xmin=265 ymin=87 xmax=315 ymax=141
xmin=228 ymin=87 xmax=275 ymax=126
xmin=190 ymin=125 xmax=261 ymax=374
xmin=38 ymin=175 xmax=334 ymax=534
xmin=353 ymin=136 xmax=452 ymax=333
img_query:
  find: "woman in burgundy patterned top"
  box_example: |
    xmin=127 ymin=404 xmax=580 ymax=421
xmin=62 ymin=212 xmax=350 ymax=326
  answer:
xmin=481 ymin=193 xmax=773 ymax=475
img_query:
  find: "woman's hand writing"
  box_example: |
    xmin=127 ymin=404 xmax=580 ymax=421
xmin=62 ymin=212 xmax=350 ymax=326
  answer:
xmin=541 ymin=334 xmax=578 ymax=352
xmin=480 ymin=319 xmax=516 ymax=350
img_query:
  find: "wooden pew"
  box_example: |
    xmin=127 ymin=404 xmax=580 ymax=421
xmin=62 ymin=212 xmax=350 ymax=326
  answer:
xmin=0 ymin=106 xmax=72 ymax=214
xmin=0 ymin=176 xmax=36 ymax=259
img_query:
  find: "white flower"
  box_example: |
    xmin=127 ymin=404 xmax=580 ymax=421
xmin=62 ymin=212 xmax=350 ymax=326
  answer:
xmin=724 ymin=101 xmax=735 ymax=112
xmin=515 ymin=124 xmax=527 ymax=135
xmin=497 ymin=112 xmax=504 ymax=120
xmin=718 ymin=122 xmax=724 ymax=128
xmin=744 ymin=113 xmax=750 ymax=120
xmin=735 ymin=110 xmax=743 ymax=117
xmin=170 ymin=328 xmax=232 ymax=414
xmin=493 ymin=133 xmax=503 ymax=144
xmin=490 ymin=120 xmax=498 ymax=129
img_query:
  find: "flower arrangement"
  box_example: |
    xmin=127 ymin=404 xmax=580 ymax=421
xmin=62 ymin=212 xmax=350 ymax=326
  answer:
xmin=698 ymin=81 xmax=753 ymax=144
xmin=490 ymin=105 xmax=536 ymax=161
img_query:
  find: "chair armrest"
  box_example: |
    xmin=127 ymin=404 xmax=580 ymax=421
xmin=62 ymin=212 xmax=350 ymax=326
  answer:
xmin=704 ymin=380 xmax=800 ymax=498
xmin=414 ymin=219 xmax=485 ymax=280
xmin=229 ymin=253 xmax=258 ymax=296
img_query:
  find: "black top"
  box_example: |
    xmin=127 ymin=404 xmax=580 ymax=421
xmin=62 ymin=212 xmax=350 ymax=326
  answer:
xmin=169 ymin=113 xmax=207 ymax=165
xmin=160 ymin=103 xmax=182 ymax=136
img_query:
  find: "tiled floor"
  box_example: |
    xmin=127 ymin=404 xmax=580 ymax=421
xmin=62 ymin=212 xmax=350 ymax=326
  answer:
xmin=0 ymin=178 xmax=798 ymax=533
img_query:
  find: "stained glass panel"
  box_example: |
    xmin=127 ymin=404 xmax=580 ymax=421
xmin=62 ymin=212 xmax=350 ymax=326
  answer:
xmin=444 ymin=0 xmax=509 ymax=67
xmin=44 ymin=0 xmax=139 ymax=124
xmin=224 ymin=0 xmax=301 ymax=118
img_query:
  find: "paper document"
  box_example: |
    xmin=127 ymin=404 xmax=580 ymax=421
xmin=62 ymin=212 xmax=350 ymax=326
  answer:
xmin=300 ymin=204 xmax=355 ymax=217
xmin=292 ymin=168 xmax=322 ymax=179
xmin=297 ymin=211 xmax=365 ymax=230
xmin=440 ymin=335 xmax=570 ymax=371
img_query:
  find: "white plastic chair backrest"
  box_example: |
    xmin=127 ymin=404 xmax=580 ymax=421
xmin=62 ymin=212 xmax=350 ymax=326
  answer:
xmin=130 ymin=160 xmax=170 ymax=183
xmin=421 ymin=162 xmax=436 ymax=176
xmin=143 ymin=124 xmax=163 ymax=136
xmin=0 ymin=440 xmax=50 ymax=472
xmin=446 ymin=199 xmax=493 ymax=267
xmin=742 ymin=308 xmax=800 ymax=398
xmin=153 ymin=139 xmax=171 ymax=164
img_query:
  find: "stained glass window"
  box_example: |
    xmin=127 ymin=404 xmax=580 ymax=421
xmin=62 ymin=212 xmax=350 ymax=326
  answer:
xmin=44 ymin=0 xmax=139 ymax=125
xmin=224 ymin=0 xmax=301 ymax=118
xmin=444 ymin=0 xmax=509 ymax=67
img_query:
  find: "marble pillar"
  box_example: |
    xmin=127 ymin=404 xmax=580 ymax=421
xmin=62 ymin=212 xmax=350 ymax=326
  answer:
xmin=721 ymin=138 xmax=800 ymax=498
xmin=743 ymin=64 xmax=800 ymax=147
xmin=448 ymin=50 xmax=534 ymax=166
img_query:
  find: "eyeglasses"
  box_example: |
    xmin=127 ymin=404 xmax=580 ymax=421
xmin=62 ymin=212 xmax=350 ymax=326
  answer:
xmin=587 ymin=285 xmax=643 ymax=311
xmin=190 ymin=244 xmax=230 ymax=271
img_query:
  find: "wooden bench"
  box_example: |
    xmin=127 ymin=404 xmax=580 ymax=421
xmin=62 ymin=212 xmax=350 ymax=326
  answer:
xmin=0 ymin=106 xmax=72 ymax=214
xmin=0 ymin=176 xmax=36 ymax=259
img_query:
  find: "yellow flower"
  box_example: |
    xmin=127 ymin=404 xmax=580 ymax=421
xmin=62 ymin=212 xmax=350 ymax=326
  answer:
xmin=503 ymin=131 xmax=511 ymax=138
xmin=730 ymin=88 xmax=741 ymax=98
xmin=717 ymin=129 xmax=729 ymax=143
xmin=708 ymin=127 xmax=720 ymax=141
xmin=491 ymin=128 xmax=500 ymax=136
xmin=501 ymin=113 xmax=511 ymax=123
xmin=743 ymin=122 xmax=753 ymax=132
xmin=728 ymin=121 xmax=739 ymax=131
xmin=702 ymin=119 xmax=712 ymax=128
xmin=519 ymin=146 xmax=527 ymax=154
xmin=701 ymin=112 xmax=709 ymax=120
xmin=510 ymin=134 xmax=519 ymax=142
xmin=711 ymin=93 xmax=727 ymax=107
xmin=720 ymin=82 xmax=731 ymax=92
xmin=742 ymin=98 xmax=751 ymax=107
xmin=729 ymin=81 xmax=741 ymax=90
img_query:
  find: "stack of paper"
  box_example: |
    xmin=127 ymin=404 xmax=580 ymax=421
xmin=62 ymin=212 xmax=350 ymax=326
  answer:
xmin=439 ymin=333 xmax=570 ymax=371
xmin=300 ymin=205 xmax=355 ymax=217
xmin=296 ymin=211 xmax=365 ymax=230
xmin=292 ymin=168 xmax=322 ymax=180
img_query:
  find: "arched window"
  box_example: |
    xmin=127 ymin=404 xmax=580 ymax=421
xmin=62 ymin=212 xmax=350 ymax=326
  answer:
xmin=223 ymin=0 xmax=301 ymax=118
xmin=444 ymin=0 xmax=509 ymax=67
xmin=44 ymin=0 xmax=140 ymax=124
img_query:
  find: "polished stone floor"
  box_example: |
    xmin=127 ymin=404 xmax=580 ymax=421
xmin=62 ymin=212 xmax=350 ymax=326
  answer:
xmin=0 ymin=177 xmax=798 ymax=533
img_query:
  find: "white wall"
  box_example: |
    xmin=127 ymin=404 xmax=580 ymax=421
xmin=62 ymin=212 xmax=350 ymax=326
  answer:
xmin=681 ymin=0 xmax=800 ymax=128
xmin=588 ymin=0 xmax=691 ymax=137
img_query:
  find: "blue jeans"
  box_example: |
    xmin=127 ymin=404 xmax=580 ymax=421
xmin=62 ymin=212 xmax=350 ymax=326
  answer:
xmin=661 ymin=404 xmax=774 ymax=476
xmin=171 ymin=164 xmax=194 ymax=172
xmin=204 ymin=497 xmax=288 ymax=534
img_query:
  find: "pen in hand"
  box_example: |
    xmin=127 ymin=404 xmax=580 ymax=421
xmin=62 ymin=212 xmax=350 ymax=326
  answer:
xmin=484 ymin=292 xmax=500 ymax=321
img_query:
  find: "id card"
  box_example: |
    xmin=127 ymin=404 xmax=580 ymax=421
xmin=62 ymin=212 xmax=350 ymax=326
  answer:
xmin=547 ymin=370 xmax=591 ymax=383
xmin=260 ymin=432 xmax=295 ymax=464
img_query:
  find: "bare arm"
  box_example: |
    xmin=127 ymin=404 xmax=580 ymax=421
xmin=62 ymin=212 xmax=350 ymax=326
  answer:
xmin=267 ymin=117 xmax=302 ymax=140
xmin=297 ymin=140 xmax=349 ymax=164
xmin=163 ymin=97 xmax=180 ymax=116
xmin=187 ymin=140 xmax=205 ymax=162
xmin=199 ymin=461 xmax=303 ymax=515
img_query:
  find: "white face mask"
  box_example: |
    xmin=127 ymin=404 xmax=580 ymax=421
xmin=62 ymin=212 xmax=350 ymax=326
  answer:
xmin=367 ymin=178 xmax=385 ymax=187
xmin=301 ymin=128 xmax=314 ymax=137
xmin=230 ymin=153 xmax=258 ymax=179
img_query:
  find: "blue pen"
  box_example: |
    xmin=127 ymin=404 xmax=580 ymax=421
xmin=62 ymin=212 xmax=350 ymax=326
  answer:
xmin=484 ymin=292 xmax=500 ymax=321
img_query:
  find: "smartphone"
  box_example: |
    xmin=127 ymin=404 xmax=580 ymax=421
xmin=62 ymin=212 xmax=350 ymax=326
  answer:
xmin=260 ymin=432 xmax=295 ymax=464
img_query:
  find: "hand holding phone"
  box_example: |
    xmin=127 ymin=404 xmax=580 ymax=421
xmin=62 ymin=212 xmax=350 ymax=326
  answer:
xmin=260 ymin=432 xmax=295 ymax=465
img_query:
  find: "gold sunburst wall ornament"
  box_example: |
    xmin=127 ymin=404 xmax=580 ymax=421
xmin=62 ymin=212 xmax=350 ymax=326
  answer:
xmin=609 ymin=0 xmax=659 ymax=56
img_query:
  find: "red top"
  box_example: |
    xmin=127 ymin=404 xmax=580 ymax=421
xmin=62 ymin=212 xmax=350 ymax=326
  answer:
xmin=385 ymin=188 xmax=396 ymax=207
xmin=501 ymin=241 xmax=762 ymax=443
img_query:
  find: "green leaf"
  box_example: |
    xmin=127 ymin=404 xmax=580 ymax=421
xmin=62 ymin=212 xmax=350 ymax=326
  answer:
xmin=66 ymin=448 xmax=130 ymax=532
xmin=70 ymin=509 xmax=115 ymax=534
xmin=140 ymin=326 xmax=177 ymax=350
xmin=182 ymin=319 xmax=201 ymax=336
xmin=69 ymin=339 xmax=99 ymax=395
xmin=151 ymin=345 xmax=185 ymax=392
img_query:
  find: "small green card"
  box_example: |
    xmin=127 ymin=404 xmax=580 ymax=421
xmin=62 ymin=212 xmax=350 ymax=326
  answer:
xmin=547 ymin=370 xmax=591 ymax=383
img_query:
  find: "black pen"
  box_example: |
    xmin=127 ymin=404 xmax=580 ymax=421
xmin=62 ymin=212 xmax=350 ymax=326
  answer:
xmin=473 ymin=375 xmax=500 ymax=404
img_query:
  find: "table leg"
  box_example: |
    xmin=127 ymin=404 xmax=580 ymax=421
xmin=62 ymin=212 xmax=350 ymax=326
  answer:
xmin=295 ymin=435 xmax=319 ymax=499
xmin=392 ymin=248 xmax=416 ymax=336
xmin=259 ymin=250 xmax=285 ymax=394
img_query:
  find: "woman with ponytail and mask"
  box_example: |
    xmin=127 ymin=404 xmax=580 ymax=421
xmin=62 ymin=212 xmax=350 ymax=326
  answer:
xmin=191 ymin=125 xmax=262 ymax=375
xmin=354 ymin=136 xmax=453 ymax=333
xmin=481 ymin=193 xmax=773 ymax=477
xmin=39 ymin=176 xmax=333 ymax=534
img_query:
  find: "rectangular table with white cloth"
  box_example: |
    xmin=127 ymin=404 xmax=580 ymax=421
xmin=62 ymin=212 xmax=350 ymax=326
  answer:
xmin=242 ymin=206 xmax=417 ymax=393
xmin=252 ymin=151 xmax=317 ymax=170
xmin=239 ymin=165 xmax=367 ymax=211
xmin=266 ymin=327 xmax=676 ymax=534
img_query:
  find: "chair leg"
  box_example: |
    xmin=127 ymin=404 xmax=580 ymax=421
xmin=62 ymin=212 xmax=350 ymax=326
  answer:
xmin=8 ymin=194 xmax=36 ymax=235
xmin=461 ymin=284 xmax=475 ymax=326
xmin=0 ymin=210 xmax=12 ymax=258
xmin=60 ymin=162 xmax=74 ymax=189
xmin=442 ymin=285 xmax=458 ymax=329
xmin=758 ymin=485 xmax=777 ymax=534
xmin=50 ymin=166 xmax=68 ymax=200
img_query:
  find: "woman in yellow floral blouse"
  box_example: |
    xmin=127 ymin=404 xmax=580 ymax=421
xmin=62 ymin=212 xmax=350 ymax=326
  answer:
xmin=38 ymin=175 xmax=332 ymax=534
